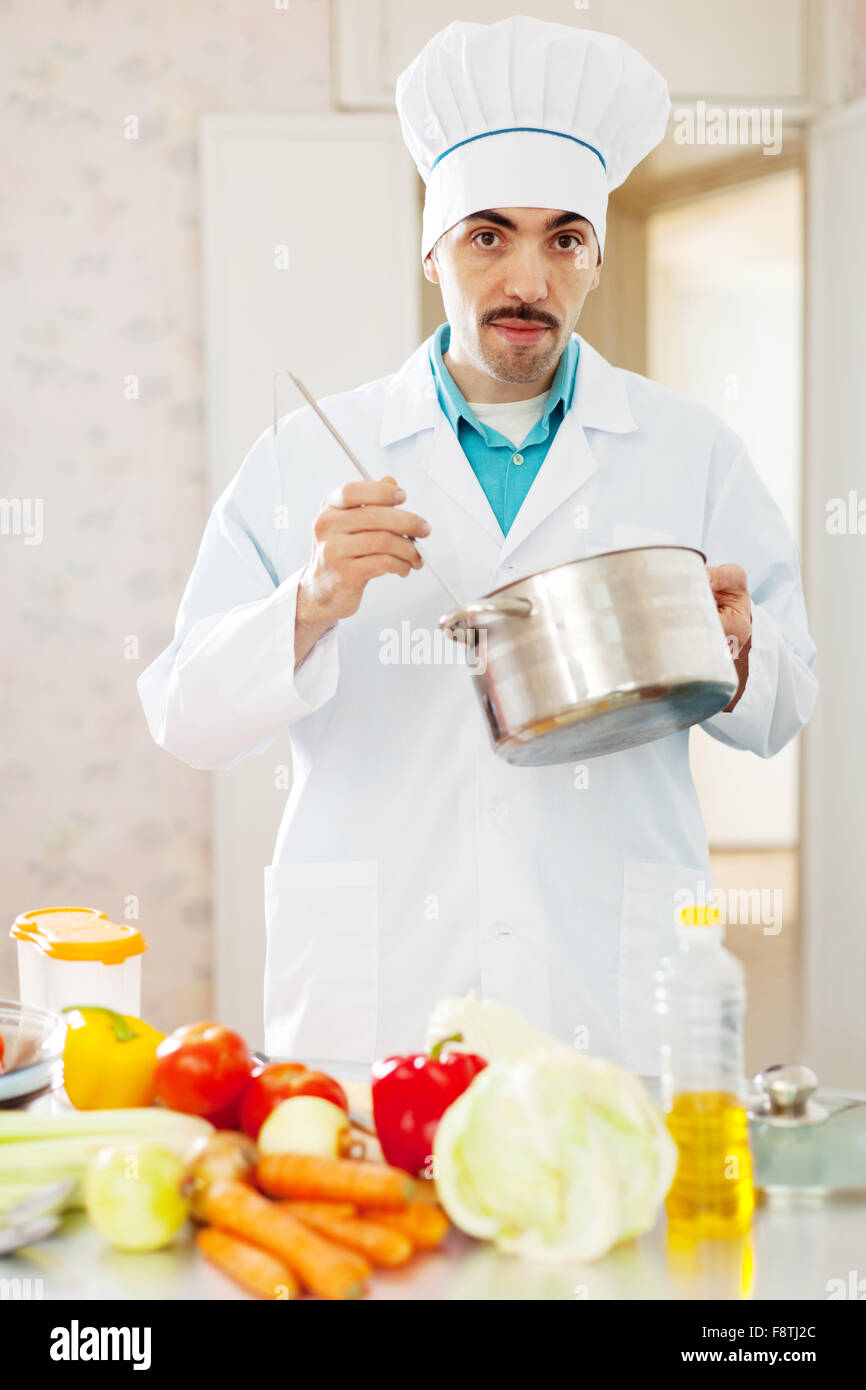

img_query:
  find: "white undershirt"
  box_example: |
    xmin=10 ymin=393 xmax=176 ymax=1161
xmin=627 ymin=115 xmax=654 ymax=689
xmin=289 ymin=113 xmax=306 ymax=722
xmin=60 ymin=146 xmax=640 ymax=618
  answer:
xmin=467 ymin=390 xmax=551 ymax=449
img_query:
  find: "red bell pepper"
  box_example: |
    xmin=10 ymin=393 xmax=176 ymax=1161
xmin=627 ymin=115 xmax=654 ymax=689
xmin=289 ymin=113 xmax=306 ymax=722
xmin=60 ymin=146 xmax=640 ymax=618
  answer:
xmin=371 ymin=1037 xmax=487 ymax=1175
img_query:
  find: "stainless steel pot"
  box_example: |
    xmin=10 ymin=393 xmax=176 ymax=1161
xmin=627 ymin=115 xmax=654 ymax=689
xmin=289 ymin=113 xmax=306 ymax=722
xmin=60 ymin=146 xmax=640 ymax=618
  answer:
xmin=440 ymin=546 xmax=738 ymax=766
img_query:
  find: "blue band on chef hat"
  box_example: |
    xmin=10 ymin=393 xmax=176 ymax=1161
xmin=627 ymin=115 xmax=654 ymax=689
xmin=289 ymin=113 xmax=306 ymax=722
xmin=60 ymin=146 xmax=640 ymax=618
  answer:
xmin=429 ymin=126 xmax=607 ymax=174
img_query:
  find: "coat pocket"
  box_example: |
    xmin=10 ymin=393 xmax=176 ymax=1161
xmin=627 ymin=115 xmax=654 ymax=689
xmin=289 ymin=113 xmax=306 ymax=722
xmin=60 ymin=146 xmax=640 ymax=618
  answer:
xmin=619 ymin=860 xmax=711 ymax=1076
xmin=263 ymin=860 xmax=379 ymax=1065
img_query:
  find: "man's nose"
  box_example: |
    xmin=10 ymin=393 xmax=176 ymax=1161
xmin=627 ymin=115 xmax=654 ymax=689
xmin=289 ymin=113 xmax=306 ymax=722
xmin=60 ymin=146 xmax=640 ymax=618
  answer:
xmin=502 ymin=250 xmax=549 ymax=305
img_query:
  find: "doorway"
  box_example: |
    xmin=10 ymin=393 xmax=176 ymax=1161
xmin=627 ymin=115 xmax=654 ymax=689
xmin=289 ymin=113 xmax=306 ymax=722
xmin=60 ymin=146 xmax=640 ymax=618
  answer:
xmin=647 ymin=169 xmax=805 ymax=1074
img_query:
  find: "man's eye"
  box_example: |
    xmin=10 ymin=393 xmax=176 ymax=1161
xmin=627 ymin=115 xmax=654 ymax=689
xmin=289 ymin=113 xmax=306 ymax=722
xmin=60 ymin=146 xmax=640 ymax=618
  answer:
xmin=555 ymin=234 xmax=582 ymax=251
xmin=472 ymin=230 xmax=501 ymax=248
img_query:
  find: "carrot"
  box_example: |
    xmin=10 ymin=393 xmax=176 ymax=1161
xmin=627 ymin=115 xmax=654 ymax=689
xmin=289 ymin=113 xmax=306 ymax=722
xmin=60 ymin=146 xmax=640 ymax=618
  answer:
xmin=276 ymin=1199 xmax=357 ymax=1221
xmin=257 ymin=1153 xmax=414 ymax=1209
xmin=364 ymin=1200 xmax=451 ymax=1250
xmin=201 ymin=1180 xmax=370 ymax=1300
xmin=283 ymin=1201 xmax=413 ymax=1267
xmin=196 ymin=1226 xmax=299 ymax=1300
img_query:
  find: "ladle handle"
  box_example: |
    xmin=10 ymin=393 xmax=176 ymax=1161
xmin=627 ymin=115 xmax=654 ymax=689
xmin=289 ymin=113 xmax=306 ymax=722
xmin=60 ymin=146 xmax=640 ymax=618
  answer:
xmin=281 ymin=371 xmax=464 ymax=610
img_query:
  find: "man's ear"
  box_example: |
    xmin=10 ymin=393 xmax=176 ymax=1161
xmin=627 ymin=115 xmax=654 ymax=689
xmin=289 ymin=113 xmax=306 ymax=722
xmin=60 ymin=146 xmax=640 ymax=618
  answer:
xmin=591 ymin=235 xmax=603 ymax=288
xmin=423 ymin=250 xmax=440 ymax=286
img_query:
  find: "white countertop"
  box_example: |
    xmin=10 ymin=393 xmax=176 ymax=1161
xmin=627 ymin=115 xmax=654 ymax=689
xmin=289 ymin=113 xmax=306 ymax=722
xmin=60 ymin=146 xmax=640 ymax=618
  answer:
xmin=4 ymin=1079 xmax=863 ymax=1301
xmin=2 ymin=1196 xmax=863 ymax=1301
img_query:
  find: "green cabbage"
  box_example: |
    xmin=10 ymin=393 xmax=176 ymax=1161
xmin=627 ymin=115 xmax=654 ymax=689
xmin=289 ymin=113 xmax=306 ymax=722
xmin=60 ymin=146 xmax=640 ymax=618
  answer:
xmin=429 ymin=998 xmax=677 ymax=1262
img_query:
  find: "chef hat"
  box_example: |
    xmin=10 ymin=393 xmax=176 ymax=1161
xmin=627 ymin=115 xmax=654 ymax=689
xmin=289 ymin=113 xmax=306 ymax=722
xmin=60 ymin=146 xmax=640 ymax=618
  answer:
xmin=396 ymin=16 xmax=670 ymax=262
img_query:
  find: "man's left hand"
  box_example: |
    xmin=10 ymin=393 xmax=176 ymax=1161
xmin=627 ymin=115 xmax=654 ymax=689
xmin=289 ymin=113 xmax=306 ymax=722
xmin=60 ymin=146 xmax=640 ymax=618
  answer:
xmin=706 ymin=563 xmax=752 ymax=712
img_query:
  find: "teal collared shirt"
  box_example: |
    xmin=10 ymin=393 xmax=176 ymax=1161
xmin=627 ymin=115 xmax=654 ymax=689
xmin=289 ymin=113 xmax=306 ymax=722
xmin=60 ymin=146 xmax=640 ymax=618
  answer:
xmin=428 ymin=322 xmax=580 ymax=535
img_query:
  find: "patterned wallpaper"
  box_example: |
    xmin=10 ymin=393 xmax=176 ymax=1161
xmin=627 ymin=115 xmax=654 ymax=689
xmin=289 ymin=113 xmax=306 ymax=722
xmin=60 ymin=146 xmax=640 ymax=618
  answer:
xmin=0 ymin=0 xmax=330 ymax=1029
xmin=844 ymin=0 xmax=866 ymax=101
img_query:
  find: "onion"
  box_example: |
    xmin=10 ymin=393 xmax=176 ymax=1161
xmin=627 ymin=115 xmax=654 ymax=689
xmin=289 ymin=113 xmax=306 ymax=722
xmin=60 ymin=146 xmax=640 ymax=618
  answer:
xmin=258 ymin=1096 xmax=349 ymax=1158
xmin=83 ymin=1141 xmax=190 ymax=1252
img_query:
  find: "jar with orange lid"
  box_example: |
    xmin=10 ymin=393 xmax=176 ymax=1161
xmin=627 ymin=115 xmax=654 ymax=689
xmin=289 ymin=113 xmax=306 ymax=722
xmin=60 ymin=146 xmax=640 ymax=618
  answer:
xmin=11 ymin=907 xmax=148 ymax=1017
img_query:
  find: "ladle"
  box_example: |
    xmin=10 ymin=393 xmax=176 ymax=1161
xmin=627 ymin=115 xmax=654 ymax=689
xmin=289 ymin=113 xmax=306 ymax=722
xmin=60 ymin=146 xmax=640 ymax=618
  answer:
xmin=274 ymin=369 xmax=465 ymax=609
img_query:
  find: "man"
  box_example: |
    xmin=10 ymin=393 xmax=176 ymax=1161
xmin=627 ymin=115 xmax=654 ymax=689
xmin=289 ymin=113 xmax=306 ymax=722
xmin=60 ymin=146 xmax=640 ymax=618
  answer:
xmin=139 ymin=18 xmax=817 ymax=1081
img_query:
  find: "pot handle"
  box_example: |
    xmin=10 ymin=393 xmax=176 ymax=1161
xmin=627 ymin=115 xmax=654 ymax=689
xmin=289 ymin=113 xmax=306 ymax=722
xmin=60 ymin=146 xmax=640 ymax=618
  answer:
xmin=440 ymin=596 xmax=534 ymax=635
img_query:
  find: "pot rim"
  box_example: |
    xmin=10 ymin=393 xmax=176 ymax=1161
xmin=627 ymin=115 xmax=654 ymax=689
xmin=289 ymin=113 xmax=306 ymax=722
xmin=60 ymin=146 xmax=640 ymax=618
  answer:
xmin=482 ymin=543 xmax=708 ymax=599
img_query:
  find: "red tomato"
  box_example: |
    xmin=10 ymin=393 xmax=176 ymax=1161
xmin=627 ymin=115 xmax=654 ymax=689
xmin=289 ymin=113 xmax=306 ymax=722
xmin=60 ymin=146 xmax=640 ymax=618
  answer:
xmin=239 ymin=1061 xmax=348 ymax=1139
xmin=155 ymin=1022 xmax=253 ymax=1119
xmin=205 ymin=1097 xmax=244 ymax=1131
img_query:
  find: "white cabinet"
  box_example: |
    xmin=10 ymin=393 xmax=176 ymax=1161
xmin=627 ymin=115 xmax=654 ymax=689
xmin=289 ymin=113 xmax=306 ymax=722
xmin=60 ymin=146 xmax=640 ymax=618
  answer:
xmin=334 ymin=0 xmax=811 ymax=110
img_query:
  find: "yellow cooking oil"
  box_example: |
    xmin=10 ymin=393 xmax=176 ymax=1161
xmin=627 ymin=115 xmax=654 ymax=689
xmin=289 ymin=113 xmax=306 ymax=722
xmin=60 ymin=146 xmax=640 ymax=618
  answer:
xmin=656 ymin=905 xmax=756 ymax=1238
xmin=665 ymin=1089 xmax=755 ymax=1237
xmin=666 ymin=1223 xmax=755 ymax=1299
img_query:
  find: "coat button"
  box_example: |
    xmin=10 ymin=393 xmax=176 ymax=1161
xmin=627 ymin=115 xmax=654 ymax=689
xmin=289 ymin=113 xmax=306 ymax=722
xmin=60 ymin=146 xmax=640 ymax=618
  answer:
xmin=488 ymin=798 xmax=509 ymax=823
xmin=512 ymin=452 xmax=524 ymax=466
xmin=491 ymin=922 xmax=512 ymax=939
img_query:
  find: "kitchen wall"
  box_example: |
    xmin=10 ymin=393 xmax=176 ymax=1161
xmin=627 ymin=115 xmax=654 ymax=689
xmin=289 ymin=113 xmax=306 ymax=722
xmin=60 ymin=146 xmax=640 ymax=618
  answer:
xmin=0 ymin=0 xmax=663 ymax=1032
xmin=3 ymin=0 xmax=861 ymax=1061
xmin=0 ymin=0 xmax=331 ymax=1027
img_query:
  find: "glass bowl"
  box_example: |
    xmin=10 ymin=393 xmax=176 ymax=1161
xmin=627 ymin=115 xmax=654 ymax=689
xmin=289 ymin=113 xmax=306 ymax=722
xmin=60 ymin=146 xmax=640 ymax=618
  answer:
xmin=0 ymin=1000 xmax=66 ymax=1104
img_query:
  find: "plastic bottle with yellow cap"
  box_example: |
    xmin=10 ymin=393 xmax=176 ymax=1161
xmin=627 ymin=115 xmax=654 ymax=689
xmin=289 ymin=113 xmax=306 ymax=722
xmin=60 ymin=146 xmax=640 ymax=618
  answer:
xmin=654 ymin=902 xmax=755 ymax=1237
xmin=11 ymin=907 xmax=148 ymax=1019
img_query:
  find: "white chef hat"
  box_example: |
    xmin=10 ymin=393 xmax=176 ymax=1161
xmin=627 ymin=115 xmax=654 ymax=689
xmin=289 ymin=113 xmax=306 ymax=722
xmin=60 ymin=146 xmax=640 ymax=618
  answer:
xmin=396 ymin=16 xmax=670 ymax=262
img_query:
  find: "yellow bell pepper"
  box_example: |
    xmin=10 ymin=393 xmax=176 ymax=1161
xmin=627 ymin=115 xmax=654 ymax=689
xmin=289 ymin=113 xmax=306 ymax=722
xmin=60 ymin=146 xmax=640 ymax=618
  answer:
xmin=61 ymin=1006 xmax=165 ymax=1110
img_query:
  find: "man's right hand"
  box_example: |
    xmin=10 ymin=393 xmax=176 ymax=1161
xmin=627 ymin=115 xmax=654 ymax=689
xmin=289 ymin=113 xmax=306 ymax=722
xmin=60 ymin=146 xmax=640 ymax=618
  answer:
xmin=294 ymin=479 xmax=431 ymax=666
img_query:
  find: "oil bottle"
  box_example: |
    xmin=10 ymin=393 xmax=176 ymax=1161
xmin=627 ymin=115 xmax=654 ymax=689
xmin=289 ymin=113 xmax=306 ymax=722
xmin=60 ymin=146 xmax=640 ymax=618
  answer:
xmin=655 ymin=904 xmax=755 ymax=1237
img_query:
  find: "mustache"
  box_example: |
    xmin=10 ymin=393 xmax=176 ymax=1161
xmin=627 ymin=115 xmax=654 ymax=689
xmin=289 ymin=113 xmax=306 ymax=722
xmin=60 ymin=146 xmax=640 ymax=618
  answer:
xmin=481 ymin=306 xmax=561 ymax=329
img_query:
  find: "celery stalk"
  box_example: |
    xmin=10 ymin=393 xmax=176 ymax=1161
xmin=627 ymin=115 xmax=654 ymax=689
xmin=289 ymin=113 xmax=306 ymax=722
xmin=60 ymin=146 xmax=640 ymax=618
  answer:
xmin=0 ymin=1111 xmax=213 ymax=1228
xmin=0 ymin=1178 xmax=82 ymax=1216
xmin=0 ymin=1108 xmax=212 ymax=1144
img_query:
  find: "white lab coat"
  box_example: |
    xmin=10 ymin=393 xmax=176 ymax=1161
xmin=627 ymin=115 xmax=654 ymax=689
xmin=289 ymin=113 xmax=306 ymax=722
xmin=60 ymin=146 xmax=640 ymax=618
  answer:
xmin=138 ymin=333 xmax=817 ymax=1080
